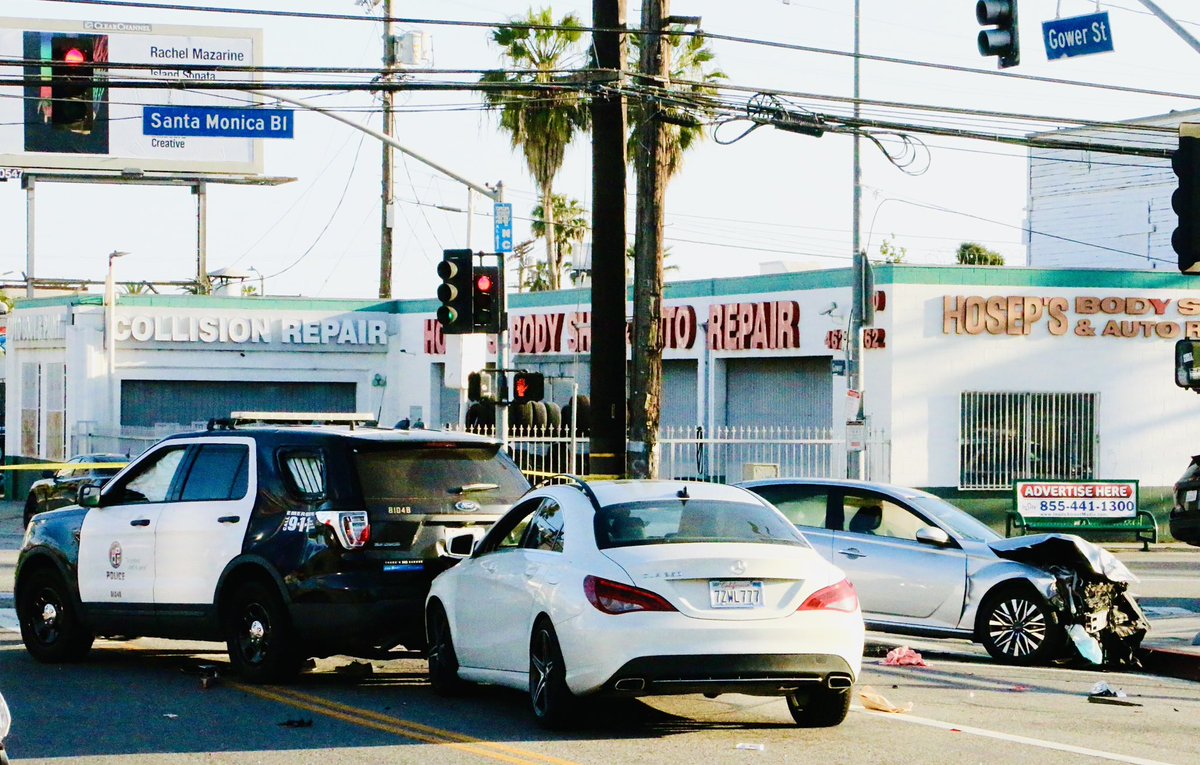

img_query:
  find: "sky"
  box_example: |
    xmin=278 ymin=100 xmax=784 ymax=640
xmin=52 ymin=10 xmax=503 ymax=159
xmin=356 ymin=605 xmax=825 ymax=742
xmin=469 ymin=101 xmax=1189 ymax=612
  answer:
xmin=1 ymin=0 xmax=1199 ymax=300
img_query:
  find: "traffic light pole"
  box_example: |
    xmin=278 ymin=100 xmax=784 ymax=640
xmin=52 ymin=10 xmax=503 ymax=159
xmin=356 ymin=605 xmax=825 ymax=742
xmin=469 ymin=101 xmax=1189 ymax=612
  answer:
xmin=1136 ymin=0 xmax=1200 ymax=55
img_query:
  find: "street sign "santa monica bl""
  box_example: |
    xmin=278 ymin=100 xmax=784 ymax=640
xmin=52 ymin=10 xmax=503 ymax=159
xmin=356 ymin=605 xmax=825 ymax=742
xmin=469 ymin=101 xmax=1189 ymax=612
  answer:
xmin=143 ymin=106 xmax=295 ymax=139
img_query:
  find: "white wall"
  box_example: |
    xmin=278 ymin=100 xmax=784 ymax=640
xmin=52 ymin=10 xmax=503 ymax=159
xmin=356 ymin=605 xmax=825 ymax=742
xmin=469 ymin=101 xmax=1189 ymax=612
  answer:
xmin=888 ymin=280 xmax=1200 ymax=487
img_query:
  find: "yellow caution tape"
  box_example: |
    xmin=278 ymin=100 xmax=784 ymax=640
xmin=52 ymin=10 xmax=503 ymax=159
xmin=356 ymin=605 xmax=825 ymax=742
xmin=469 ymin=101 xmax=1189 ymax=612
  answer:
xmin=0 ymin=462 xmax=128 ymax=471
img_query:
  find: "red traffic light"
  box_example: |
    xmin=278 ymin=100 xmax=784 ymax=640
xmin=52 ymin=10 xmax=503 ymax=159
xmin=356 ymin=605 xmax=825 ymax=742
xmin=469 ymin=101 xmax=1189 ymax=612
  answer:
xmin=475 ymin=273 xmax=493 ymax=293
xmin=63 ymin=47 xmax=87 ymax=64
xmin=514 ymin=376 xmax=529 ymax=400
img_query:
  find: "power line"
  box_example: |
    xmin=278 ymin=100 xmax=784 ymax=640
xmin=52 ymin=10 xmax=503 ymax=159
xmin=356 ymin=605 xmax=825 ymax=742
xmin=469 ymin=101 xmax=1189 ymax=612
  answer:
xmin=35 ymin=0 xmax=1200 ymax=103
xmin=263 ymin=132 xmax=367 ymax=279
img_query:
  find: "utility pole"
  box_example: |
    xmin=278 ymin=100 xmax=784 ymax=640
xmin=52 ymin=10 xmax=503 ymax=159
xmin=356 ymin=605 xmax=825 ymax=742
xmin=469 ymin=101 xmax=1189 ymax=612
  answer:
xmin=846 ymin=0 xmax=864 ymax=480
xmin=629 ymin=0 xmax=670 ymax=479
xmin=590 ymin=0 xmax=629 ymax=478
xmin=378 ymin=0 xmax=396 ymax=299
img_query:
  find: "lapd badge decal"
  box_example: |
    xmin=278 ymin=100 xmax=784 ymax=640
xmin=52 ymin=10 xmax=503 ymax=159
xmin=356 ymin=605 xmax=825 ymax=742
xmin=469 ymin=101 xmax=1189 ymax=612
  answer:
xmin=109 ymin=541 xmax=123 ymax=569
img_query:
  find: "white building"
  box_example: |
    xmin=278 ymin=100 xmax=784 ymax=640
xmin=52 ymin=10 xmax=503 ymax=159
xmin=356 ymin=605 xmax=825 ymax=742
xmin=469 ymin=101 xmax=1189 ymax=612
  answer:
xmin=5 ymin=265 xmax=1199 ymax=506
xmin=1025 ymin=109 xmax=1196 ymax=270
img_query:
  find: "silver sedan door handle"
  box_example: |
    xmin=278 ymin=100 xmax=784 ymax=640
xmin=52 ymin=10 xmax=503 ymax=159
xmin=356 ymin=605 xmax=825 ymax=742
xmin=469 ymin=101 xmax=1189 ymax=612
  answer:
xmin=524 ymin=564 xmax=541 ymax=579
xmin=837 ymin=547 xmax=867 ymax=560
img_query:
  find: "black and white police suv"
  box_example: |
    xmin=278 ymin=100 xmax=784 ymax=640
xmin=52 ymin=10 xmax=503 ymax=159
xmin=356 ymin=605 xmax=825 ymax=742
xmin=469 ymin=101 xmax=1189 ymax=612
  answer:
xmin=14 ymin=413 xmax=530 ymax=682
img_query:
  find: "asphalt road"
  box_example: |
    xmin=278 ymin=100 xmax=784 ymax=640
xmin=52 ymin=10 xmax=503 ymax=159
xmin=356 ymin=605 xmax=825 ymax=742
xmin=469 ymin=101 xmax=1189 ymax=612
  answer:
xmin=1 ymin=632 xmax=1199 ymax=765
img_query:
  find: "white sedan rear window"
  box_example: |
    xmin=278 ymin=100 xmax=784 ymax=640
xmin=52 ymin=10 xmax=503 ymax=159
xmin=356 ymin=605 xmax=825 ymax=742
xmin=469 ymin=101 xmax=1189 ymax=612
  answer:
xmin=594 ymin=499 xmax=808 ymax=549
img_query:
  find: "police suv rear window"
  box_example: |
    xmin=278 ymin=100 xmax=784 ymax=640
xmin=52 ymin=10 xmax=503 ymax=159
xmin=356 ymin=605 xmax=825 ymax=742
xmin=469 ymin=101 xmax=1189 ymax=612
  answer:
xmin=353 ymin=446 xmax=528 ymax=505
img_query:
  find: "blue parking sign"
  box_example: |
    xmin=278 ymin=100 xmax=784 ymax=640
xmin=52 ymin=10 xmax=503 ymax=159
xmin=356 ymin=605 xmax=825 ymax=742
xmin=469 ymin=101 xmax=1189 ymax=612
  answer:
xmin=494 ymin=203 xmax=513 ymax=253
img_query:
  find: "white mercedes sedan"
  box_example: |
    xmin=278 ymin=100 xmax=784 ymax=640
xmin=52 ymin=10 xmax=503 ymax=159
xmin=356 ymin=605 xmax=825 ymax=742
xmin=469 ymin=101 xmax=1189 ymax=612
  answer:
xmin=425 ymin=478 xmax=864 ymax=729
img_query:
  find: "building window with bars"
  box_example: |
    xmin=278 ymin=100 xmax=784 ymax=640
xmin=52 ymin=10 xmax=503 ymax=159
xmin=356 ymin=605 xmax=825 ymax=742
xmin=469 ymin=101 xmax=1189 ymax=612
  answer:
xmin=959 ymin=392 xmax=1097 ymax=490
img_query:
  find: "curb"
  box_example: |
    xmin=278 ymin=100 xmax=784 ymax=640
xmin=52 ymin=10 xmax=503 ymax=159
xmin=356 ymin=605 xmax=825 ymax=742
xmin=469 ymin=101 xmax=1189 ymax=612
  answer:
xmin=1140 ymin=647 xmax=1200 ymax=683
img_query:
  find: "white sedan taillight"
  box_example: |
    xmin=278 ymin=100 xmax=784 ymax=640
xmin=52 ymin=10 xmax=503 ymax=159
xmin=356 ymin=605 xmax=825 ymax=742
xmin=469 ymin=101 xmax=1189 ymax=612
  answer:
xmin=798 ymin=579 xmax=859 ymax=612
xmin=315 ymin=510 xmax=371 ymax=549
xmin=584 ymin=575 xmax=677 ymax=614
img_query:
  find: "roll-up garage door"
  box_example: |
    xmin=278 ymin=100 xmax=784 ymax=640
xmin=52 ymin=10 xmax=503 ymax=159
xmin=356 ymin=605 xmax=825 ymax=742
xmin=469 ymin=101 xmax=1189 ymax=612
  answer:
xmin=120 ymin=380 xmax=357 ymax=427
xmin=662 ymin=360 xmax=698 ymax=431
xmin=724 ymin=357 xmax=831 ymax=429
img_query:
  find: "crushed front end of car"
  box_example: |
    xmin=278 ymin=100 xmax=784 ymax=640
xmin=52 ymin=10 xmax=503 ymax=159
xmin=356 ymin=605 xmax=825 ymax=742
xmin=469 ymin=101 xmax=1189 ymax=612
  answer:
xmin=989 ymin=534 xmax=1149 ymax=667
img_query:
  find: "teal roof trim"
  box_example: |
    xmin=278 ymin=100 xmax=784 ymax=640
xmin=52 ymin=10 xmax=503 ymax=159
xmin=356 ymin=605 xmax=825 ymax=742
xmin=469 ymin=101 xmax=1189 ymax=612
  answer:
xmin=874 ymin=264 xmax=1200 ymax=289
xmin=14 ymin=266 xmax=1197 ymax=318
xmin=14 ymin=294 xmax=394 ymax=312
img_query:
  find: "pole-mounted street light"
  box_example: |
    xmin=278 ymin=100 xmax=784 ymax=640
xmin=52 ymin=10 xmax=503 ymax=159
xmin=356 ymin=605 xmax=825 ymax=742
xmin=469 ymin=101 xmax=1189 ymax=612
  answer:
xmin=106 ymin=250 xmax=129 ymax=429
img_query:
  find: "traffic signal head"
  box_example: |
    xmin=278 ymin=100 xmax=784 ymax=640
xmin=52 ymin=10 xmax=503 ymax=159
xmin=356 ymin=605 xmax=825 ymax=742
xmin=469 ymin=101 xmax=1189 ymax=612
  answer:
xmin=976 ymin=1 xmax=1019 ymax=69
xmin=511 ymin=371 xmax=545 ymax=404
xmin=50 ymin=35 xmax=98 ymax=127
xmin=437 ymin=249 xmax=474 ymax=333
xmin=471 ymin=264 xmax=504 ymax=333
xmin=1174 ymin=127 xmax=1200 ymax=274
xmin=467 ymin=370 xmax=498 ymax=402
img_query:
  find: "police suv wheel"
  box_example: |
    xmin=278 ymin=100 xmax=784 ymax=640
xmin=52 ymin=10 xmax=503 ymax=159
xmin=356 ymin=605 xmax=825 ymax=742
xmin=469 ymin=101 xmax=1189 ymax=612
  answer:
xmin=17 ymin=569 xmax=94 ymax=663
xmin=223 ymin=581 xmax=303 ymax=684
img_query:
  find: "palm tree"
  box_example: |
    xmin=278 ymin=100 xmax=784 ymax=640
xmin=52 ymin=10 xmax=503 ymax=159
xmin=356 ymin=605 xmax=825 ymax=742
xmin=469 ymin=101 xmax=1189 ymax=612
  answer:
xmin=120 ymin=282 xmax=155 ymax=296
xmin=627 ymin=25 xmax=726 ymax=181
xmin=482 ymin=8 xmax=589 ymax=290
xmin=531 ymin=194 xmax=588 ymax=284
xmin=523 ymin=260 xmax=554 ymax=292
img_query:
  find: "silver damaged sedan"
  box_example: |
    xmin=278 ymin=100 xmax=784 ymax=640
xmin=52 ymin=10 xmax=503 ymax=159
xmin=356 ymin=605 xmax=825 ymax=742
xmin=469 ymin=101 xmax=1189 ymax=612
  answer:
xmin=738 ymin=478 xmax=1148 ymax=666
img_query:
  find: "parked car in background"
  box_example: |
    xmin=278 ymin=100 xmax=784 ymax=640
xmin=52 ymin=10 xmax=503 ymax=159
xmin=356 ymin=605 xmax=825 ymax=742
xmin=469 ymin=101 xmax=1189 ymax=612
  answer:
xmin=1170 ymin=455 xmax=1200 ymax=546
xmin=427 ymin=478 xmax=864 ymax=729
xmin=23 ymin=453 xmax=127 ymax=527
xmin=738 ymin=478 xmax=1147 ymax=667
xmin=15 ymin=414 xmax=530 ymax=682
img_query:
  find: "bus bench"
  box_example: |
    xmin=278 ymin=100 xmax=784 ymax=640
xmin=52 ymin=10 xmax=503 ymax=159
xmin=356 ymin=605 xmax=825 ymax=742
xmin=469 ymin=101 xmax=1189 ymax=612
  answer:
xmin=1005 ymin=510 xmax=1158 ymax=551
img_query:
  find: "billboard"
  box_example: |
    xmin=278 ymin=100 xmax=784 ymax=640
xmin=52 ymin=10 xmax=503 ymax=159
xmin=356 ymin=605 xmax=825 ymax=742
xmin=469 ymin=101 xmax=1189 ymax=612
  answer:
xmin=0 ymin=18 xmax=264 ymax=175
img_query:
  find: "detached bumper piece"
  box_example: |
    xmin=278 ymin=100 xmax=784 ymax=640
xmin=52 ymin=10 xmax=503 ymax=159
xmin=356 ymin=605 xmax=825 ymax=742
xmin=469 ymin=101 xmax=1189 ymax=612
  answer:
xmin=603 ymin=654 xmax=855 ymax=697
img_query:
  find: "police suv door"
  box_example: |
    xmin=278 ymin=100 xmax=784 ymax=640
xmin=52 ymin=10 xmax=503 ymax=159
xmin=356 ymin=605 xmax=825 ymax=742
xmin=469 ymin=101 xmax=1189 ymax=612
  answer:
xmin=78 ymin=444 xmax=190 ymax=607
xmin=152 ymin=439 xmax=255 ymax=608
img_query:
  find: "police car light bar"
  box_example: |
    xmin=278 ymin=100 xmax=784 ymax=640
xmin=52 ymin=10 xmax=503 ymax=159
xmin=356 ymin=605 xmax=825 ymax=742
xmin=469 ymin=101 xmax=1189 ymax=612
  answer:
xmin=228 ymin=412 xmax=380 ymax=426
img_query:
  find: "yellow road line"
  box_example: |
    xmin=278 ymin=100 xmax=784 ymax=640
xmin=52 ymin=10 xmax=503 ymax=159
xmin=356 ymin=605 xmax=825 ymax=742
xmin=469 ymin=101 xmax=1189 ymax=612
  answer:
xmin=233 ymin=682 xmax=580 ymax=765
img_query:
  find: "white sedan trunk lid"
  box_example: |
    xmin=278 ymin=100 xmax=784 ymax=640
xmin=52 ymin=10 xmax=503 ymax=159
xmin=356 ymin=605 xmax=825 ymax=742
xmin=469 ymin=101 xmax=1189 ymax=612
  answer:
xmin=601 ymin=542 xmax=842 ymax=620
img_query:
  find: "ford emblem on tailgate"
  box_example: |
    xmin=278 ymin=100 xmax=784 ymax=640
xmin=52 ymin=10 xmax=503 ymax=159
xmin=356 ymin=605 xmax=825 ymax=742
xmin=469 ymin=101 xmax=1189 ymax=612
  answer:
xmin=454 ymin=500 xmax=480 ymax=513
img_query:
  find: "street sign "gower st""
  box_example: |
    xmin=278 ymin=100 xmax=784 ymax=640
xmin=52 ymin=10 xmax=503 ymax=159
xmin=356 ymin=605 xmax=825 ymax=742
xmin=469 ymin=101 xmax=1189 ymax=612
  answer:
xmin=1042 ymin=12 xmax=1114 ymax=60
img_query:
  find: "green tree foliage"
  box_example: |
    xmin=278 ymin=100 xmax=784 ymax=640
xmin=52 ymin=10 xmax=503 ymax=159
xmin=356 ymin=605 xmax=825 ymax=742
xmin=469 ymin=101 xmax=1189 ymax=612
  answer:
xmin=956 ymin=242 xmax=1005 ymax=266
xmin=879 ymin=235 xmax=907 ymax=264
xmin=531 ymin=194 xmax=588 ymax=287
xmin=627 ymin=25 xmax=726 ymax=182
xmin=482 ymin=8 xmax=589 ymax=290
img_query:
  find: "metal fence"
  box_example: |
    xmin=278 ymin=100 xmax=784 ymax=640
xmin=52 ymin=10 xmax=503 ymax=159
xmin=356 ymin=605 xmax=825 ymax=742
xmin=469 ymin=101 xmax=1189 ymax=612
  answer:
xmin=73 ymin=421 xmax=891 ymax=486
xmin=458 ymin=424 xmax=891 ymax=484
xmin=73 ymin=421 xmax=200 ymax=459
